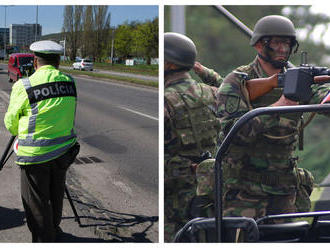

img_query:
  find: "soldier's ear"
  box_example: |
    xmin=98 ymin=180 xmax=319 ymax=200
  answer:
xmin=33 ymin=57 xmax=38 ymax=70
xmin=254 ymin=41 xmax=264 ymax=54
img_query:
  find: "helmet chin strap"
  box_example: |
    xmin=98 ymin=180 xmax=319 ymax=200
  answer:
xmin=257 ymin=52 xmax=288 ymax=69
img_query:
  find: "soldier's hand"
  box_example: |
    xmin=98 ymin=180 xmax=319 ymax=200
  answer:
xmin=272 ymin=94 xmax=298 ymax=106
xmin=193 ymin=61 xmax=205 ymax=76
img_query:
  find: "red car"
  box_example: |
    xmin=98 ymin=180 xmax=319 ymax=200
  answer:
xmin=8 ymin=53 xmax=35 ymax=82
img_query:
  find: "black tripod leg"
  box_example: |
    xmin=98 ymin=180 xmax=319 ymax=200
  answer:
xmin=65 ymin=185 xmax=81 ymax=226
xmin=0 ymin=136 xmax=16 ymax=170
xmin=2 ymin=150 xmax=14 ymax=167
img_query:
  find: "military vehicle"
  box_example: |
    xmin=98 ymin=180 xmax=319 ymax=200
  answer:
xmin=173 ymin=6 xmax=330 ymax=242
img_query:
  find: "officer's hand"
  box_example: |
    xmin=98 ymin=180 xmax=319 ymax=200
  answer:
xmin=272 ymin=94 xmax=298 ymax=106
xmin=193 ymin=61 xmax=205 ymax=75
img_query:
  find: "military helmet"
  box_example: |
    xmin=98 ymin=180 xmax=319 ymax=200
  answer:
xmin=164 ymin=32 xmax=197 ymax=69
xmin=250 ymin=15 xmax=296 ymax=46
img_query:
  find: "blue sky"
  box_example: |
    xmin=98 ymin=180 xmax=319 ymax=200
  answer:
xmin=0 ymin=5 xmax=158 ymax=35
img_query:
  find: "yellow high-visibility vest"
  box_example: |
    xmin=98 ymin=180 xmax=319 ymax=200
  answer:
xmin=4 ymin=65 xmax=77 ymax=165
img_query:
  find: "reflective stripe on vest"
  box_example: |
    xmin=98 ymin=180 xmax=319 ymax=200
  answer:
xmin=19 ymin=77 xmax=76 ymax=147
xmin=22 ymin=78 xmax=38 ymax=140
xmin=16 ymin=142 xmax=73 ymax=163
xmin=18 ymin=129 xmax=76 ymax=147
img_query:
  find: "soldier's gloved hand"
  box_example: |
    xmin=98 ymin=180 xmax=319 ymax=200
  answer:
xmin=272 ymin=94 xmax=298 ymax=106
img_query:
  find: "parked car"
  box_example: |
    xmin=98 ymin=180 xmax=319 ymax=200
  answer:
xmin=72 ymin=58 xmax=93 ymax=71
xmin=8 ymin=53 xmax=34 ymax=82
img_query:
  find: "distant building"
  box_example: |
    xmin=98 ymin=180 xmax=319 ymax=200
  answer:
xmin=0 ymin=28 xmax=10 ymax=46
xmin=10 ymin=24 xmax=42 ymax=47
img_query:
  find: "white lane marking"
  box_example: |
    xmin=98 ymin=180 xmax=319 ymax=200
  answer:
xmin=118 ymin=106 xmax=158 ymax=121
xmin=0 ymin=90 xmax=10 ymax=103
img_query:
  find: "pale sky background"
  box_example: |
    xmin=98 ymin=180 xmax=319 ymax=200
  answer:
xmin=283 ymin=5 xmax=330 ymax=47
xmin=0 ymin=5 xmax=158 ymax=35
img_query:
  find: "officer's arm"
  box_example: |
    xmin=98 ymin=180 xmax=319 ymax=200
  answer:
xmin=193 ymin=62 xmax=223 ymax=87
xmin=216 ymin=73 xmax=281 ymax=144
xmin=4 ymin=82 xmax=26 ymax=136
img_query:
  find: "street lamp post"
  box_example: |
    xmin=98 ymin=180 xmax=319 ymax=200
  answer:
xmin=110 ymin=28 xmax=114 ymax=65
xmin=35 ymin=6 xmax=38 ymax=42
xmin=3 ymin=6 xmax=7 ymax=59
xmin=2 ymin=6 xmax=13 ymax=60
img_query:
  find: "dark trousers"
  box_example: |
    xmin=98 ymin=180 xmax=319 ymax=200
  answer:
xmin=20 ymin=144 xmax=78 ymax=242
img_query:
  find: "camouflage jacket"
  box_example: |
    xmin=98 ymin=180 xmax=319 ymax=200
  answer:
xmin=164 ymin=72 xmax=220 ymax=166
xmin=216 ymin=57 xmax=330 ymax=195
xmin=195 ymin=66 xmax=223 ymax=87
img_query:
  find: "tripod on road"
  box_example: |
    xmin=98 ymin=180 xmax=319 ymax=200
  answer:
xmin=0 ymin=136 xmax=81 ymax=226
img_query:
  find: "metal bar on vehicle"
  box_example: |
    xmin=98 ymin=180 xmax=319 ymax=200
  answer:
xmin=256 ymin=210 xmax=330 ymax=224
xmin=213 ymin=5 xmax=253 ymax=38
xmin=214 ymin=104 xmax=330 ymax=243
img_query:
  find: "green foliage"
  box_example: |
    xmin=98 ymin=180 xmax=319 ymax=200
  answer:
xmin=165 ymin=5 xmax=330 ymax=76
xmin=114 ymin=18 xmax=159 ymax=64
xmin=296 ymin=114 xmax=330 ymax=184
xmin=62 ymin=6 xmax=158 ymax=63
xmin=114 ymin=24 xmax=133 ymax=60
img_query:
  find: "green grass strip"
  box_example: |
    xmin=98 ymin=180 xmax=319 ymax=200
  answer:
xmin=60 ymin=68 xmax=158 ymax=88
xmin=60 ymin=62 xmax=158 ymax=76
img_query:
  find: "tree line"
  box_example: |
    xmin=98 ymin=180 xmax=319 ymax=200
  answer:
xmin=62 ymin=6 xmax=158 ymax=64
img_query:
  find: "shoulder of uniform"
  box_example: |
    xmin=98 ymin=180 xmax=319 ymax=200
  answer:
xmin=10 ymin=79 xmax=28 ymax=98
xmin=236 ymin=64 xmax=252 ymax=73
xmin=63 ymin=73 xmax=75 ymax=82
xmin=165 ymin=79 xmax=197 ymax=106
xmin=222 ymin=64 xmax=254 ymax=85
xmin=13 ymin=79 xmax=25 ymax=90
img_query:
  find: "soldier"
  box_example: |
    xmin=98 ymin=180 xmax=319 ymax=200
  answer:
xmin=164 ymin=32 xmax=221 ymax=241
xmin=197 ymin=15 xmax=329 ymax=221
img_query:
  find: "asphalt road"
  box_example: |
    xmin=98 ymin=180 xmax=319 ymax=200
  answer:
xmin=0 ymin=65 xmax=159 ymax=241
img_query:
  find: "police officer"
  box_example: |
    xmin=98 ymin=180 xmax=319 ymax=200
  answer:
xmin=197 ymin=15 xmax=329 ymax=221
xmin=4 ymin=40 xmax=79 ymax=242
xmin=164 ymin=32 xmax=221 ymax=241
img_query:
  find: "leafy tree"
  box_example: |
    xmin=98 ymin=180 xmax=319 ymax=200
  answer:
xmin=62 ymin=6 xmax=84 ymax=61
xmin=114 ymin=23 xmax=134 ymax=60
xmin=82 ymin=6 xmax=93 ymax=58
xmin=135 ymin=18 xmax=159 ymax=64
xmin=93 ymin=6 xmax=111 ymax=62
xmin=63 ymin=6 xmax=158 ymax=63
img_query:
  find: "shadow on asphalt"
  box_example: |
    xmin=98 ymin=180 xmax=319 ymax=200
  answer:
xmin=0 ymin=206 xmax=25 ymax=231
xmin=56 ymin=231 xmax=110 ymax=243
xmin=63 ymin=199 xmax=158 ymax=242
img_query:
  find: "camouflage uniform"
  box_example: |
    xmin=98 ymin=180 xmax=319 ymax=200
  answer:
xmin=164 ymin=71 xmax=220 ymax=241
xmin=197 ymin=57 xmax=330 ymax=220
xmin=195 ymin=66 xmax=223 ymax=88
